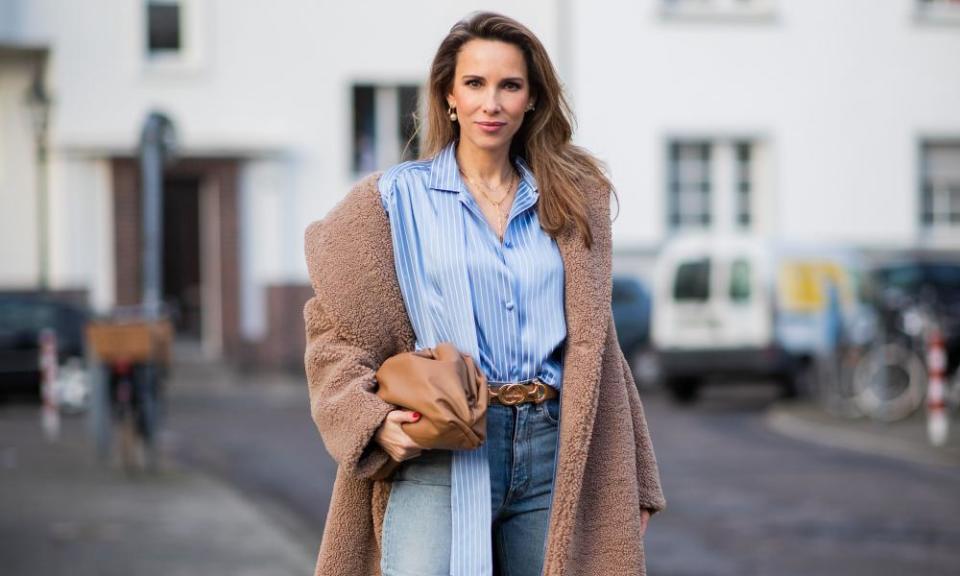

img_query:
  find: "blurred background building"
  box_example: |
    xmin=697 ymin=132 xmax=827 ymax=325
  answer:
xmin=1 ymin=0 xmax=959 ymax=371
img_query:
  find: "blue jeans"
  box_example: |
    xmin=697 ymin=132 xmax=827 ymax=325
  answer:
xmin=380 ymin=397 xmax=561 ymax=576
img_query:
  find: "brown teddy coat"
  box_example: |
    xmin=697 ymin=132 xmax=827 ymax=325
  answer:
xmin=303 ymin=173 xmax=666 ymax=576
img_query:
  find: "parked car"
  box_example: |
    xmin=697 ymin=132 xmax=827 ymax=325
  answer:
xmin=0 ymin=294 xmax=90 ymax=408
xmin=651 ymin=234 xmax=873 ymax=403
xmin=612 ymin=275 xmax=660 ymax=389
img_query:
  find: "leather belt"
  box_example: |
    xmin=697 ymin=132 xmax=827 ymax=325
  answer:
xmin=487 ymin=378 xmax=558 ymax=406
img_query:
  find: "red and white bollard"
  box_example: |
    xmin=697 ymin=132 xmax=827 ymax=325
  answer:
xmin=925 ymin=327 xmax=949 ymax=447
xmin=39 ymin=328 xmax=60 ymax=441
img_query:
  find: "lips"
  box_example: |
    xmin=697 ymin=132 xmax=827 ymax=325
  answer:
xmin=476 ymin=121 xmax=507 ymax=133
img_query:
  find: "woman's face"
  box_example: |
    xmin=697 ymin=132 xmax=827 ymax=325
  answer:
xmin=447 ymin=39 xmax=534 ymax=156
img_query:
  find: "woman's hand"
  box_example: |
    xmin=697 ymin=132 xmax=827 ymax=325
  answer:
xmin=640 ymin=509 xmax=651 ymax=537
xmin=374 ymin=409 xmax=424 ymax=462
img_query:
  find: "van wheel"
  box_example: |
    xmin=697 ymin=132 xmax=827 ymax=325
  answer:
xmin=781 ymin=360 xmax=813 ymax=400
xmin=630 ymin=345 xmax=661 ymax=391
xmin=666 ymin=377 xmax=700 ymax=404
xmin=779 ymin=378 xmax=800 ymax=400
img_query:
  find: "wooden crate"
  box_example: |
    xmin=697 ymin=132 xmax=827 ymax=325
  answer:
xmin=85 ymin=319 xmax=173 ymax=365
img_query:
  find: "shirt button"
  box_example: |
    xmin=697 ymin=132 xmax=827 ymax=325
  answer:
xmin=504 ymin=240 xmax=513 ymax=248
xmin=505 ymin=301 xmax=515 ymax=311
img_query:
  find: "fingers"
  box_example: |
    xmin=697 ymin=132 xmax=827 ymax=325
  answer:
xmin=386 ymin=409 xmax=422 ymax=424
xmin=394 ymin=446 xmax=423 ymax=462
xmin=385 ymin=435 xmax=422 ymax=462
xmin=377 ymin=409 xmax=425 ymax=461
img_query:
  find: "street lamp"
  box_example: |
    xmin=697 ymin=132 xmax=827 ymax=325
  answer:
xmin=26 ymin=70 xmax=52 ymax=292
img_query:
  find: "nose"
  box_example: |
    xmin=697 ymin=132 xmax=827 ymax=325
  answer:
xmin=482 ymin=88 xmax=501 ymax=114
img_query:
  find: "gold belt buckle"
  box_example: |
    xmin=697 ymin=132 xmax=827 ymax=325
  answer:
xmin=530 ymin=381 xmax=547 ymax=404
xmin=497 ymin=383 xmax=527 ymax=406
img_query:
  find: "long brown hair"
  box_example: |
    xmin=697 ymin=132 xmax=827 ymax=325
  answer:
xmin=420 ymin=12 xmax=613 ymax=248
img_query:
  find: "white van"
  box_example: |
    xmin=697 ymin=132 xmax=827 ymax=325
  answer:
xmin=651 ymin=234 xmax=871 ymax=403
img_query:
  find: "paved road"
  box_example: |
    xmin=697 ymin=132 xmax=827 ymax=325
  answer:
xmin=165 ymin=368 xmax=960 ymax=575
xmin=642 ymin=384 xmax=960 ymax=576
xmin=0 ymin=402 xmax=314 ymax=576
xmin=164 ymin=373 xmax=332 ymax=557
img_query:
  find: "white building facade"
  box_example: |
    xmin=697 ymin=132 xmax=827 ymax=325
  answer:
xmin=1 ymin=0 xmax=958 ymax=367
xmin=566 ymin=0 xmax=960 ymax=272
xmin=0 ymin=0 xmax=559 ymax=366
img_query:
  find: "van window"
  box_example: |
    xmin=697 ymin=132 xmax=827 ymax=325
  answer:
xmin=729 ymin=259 xmax=751 ymax=302
xmin=673 ymin=259 xmax=710 ymax=301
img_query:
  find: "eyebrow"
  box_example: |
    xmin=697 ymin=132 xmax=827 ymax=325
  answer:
xmin=460 ymin=74 xmax=526 ymax=83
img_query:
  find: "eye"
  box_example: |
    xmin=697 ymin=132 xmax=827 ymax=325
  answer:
xmin=465 ymin=78 xmax=482 ymax=88
xmin=503 ymin=81 xmax=522 ymax=91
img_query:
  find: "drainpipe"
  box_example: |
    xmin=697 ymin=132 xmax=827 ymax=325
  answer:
xmin=138 ymin=111 xmax=178 ymax=319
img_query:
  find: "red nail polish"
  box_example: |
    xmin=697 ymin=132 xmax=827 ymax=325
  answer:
xmin=412 ymin=412 xmax=421 ymax=421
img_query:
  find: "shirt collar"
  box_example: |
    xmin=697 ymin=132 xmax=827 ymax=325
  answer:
xmin=429 ymin=141 xmax=539 ymax=199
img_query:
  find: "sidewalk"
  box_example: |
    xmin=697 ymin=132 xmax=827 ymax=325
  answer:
xmin=766 ymin=399 xmax=960 ymax=468
xmin=0 ymin=405 xmax=314 ymax=576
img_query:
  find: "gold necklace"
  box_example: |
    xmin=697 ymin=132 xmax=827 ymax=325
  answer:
xmin=459 ymin=168 xmax=517 ymax=239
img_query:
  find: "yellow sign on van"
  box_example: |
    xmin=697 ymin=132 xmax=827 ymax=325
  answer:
xmin=778 ymin=260 xmax=851 ymax=313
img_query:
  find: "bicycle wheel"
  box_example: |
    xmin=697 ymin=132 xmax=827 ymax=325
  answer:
xmin=852 ymin=343 xmax=927 ymax=422
xmin=816 ymin=348 xmax=864 ymax=419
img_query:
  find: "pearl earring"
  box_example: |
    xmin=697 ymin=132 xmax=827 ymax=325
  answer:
xmin=448 ymin=106 xmax=458 ymax=122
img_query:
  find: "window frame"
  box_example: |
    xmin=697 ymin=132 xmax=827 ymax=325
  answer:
xmin=919 ymin=138 xmax=960 ymax=237
xmin=138 ymin=0 xmax=206 ymax=72
xmin=664 ymin=135 xmax=768 ymax=234
xmin=146 ymin=0 xmax=183 ymax=55
xmin=350 ymin=82 xmax=423 ymax=175
xmin=914 ymin=0 xmax=960 ymax=26
xmin=735 ymin=142 xmax=752 ymax=229
xmin=659 ymin=0 xmax=778 ymax=23
xmin=667 ymin=140 xmax=713 ymax=231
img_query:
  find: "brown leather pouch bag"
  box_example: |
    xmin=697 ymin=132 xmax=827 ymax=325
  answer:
xmin=370 ymin=342 xmax=488 ymax=480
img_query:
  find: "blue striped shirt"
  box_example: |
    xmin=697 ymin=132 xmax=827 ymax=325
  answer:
xmin=378 ymin=141 xmax=566 ymax=575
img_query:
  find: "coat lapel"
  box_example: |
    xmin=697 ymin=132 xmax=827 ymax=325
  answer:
xmin=546 ymin=192 xmax=613 ymax=568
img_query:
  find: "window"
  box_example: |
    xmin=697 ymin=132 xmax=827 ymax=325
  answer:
xmin=673 ymin=259 xmax=711 ymax=302
xmin=398 ymin=86 xmax=420 ymax=161
xmin=141 ymin=0 xmax=204 ymax=70
xmin=353 ymin=86 xmax=376 ymax=173
xmin=662 ymin=0 xmax=775 ymax=19
xmin=146 ymin=0 xmax=182 ymax=55
xmin=735 ymin=143 xmax=751 ymax=228
xmin=729 ymin=258 xmax=751 ymax=302
xmin=916 ymin=0 xmax=960 ymax=24
xmin=668 ymin=142 xmax=712 ymax=229
xmin=921 ymin=142 xmax=960 ymax=230
xmin=352 ymin=84 xmax=421 ymax=173
xmin=667 ymin=139 xmax=759 ymax=232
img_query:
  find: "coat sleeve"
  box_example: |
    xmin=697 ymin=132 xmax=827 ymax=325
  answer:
xmin=618 ymin=326 xmax=668 ymax=516
xmin=303 ymin=293 xmax=395 ymax=479
xmin=302 ymin=174 xmax=414 ymax=479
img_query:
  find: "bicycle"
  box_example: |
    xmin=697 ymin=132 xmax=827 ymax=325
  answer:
xmin=815 ymin=342 xmax=868 ymax=419
xmin=849 ymin=302 xmax=931 ymax=422
xmin=108 ymin=359 xmax=161 ymax=472
xmin=87 ymin=310 xmax=171 ymax=473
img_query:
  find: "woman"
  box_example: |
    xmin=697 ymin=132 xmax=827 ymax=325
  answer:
xmin=303 ymin=12 xmax=665 ymax=576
